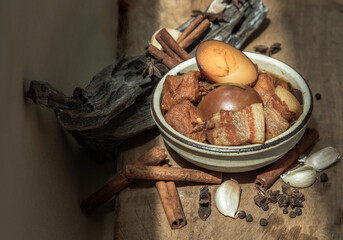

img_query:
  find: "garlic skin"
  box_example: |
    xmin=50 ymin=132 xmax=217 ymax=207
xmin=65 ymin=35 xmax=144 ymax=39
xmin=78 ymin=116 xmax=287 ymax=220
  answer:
xmin=150 ymin=28 xmax=181 ymax=50
xmin=214 ymin=180 xmax=241 ymax=218
xmin=298 ymin=146 xmax=340 ymax=171
xmin=281 ymin=165 xmax=317 ymax=188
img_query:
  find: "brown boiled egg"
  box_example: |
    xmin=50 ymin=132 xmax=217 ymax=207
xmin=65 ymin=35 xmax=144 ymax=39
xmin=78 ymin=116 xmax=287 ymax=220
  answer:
xmin=197 ymin=85 xmax=262 ymax=120
xmin=195 ymin=40 xmax=258 ymax=85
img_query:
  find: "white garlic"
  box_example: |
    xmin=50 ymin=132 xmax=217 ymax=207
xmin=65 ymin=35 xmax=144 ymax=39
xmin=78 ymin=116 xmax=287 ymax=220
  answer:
xmin=207 ymin=0 xmax=226 ymax=14
xmin=214 ymin=180 xmax=241 ymax=218
xmin=280 ymin=165 xmax=317 ymax=188
xmin=150 ymin=28 xmax=182 ymax=50
xmin=298 ymin=146 xmax=340 ymax=171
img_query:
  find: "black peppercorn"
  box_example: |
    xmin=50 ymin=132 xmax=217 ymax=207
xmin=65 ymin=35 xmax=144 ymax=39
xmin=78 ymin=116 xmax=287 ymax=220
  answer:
xmin=261 ymin=202 xmax=269 ymax=211
xmin=283 ymin=208 xmax=288 ymax=214
xmin=246 ymin=214 xmax=253 ymax=222
xmin=260 ymin=218 xmax=268 ymax=226
xmin=237 ymin=210 xmax=246 ymax=219
xmin=315 ymin=93 xmax=321 ymax=100
xmin=295 ymin=207 xmax=302 ymax=216
xmin=320 ymin=173 xmax=328 ymax=182
xmin=289 ymin=211 xmax=296 ymax=218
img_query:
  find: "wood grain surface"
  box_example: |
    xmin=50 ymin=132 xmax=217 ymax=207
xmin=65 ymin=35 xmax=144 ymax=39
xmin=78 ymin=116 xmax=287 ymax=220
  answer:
xmin=114 ymin=0 xmax=343 ymax=239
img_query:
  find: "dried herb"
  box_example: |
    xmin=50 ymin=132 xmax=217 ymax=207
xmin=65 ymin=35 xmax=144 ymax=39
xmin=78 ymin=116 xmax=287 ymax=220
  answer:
xmin=253 ymin=43 xmax=282 ymax=56
xmin=283 ymin=208 xmax=288 ymax=214
xmin=320 ymin=173 xmax=328 ymax=182
xmin=133 ymin=57 xmax=168 ymax=79
xmin=198 ymin=185 xmax=211 ymax=221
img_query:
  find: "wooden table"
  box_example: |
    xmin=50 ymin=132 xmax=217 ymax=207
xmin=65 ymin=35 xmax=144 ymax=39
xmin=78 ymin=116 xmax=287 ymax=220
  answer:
xmin=113 ymin=0 xmax=343 ymax=239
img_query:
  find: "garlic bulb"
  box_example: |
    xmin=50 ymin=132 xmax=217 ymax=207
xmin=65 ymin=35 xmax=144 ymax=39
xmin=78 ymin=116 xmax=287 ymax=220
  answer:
xmin=214 ymin=180 xmax=241 ymax=218
xmin=298 ymin=146 xmax=340 ymax=171
xmin=280 ymin=165 xmax=317 ymax=188
xmin=150 ymin=28 xmax=181 ymax=50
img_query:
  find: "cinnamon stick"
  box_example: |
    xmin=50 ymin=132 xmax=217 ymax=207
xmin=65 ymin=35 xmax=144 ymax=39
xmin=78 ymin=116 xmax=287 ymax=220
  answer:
xmin=158 ymin=28 xmax=191 ymax=61
xmin=81 ymin=146 xmax=167 ymax=212
xmin=155 ymin=165 xmax=187 ymax=229
xmin=146 ymin=44 xmax=179 ymax=69
xmin=179 ymin=19 xmax=210 ymax=50
xmin=156 ymin=31 xmax=183 ymax=64
xmin=125 ymin=165 xmax=222 ymax=184
xmin=254 ymin=128 xmax=319 ymax=192
xmin=177 ymin=15 xmax=205 ymax=44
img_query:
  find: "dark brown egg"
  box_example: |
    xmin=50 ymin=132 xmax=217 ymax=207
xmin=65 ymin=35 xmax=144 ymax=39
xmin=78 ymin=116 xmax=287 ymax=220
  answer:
xmin=197 ymin=85 xmax=263 ymax=120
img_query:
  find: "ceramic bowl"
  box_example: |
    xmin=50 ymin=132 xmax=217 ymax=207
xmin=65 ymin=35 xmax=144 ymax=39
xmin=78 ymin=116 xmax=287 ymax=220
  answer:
xmin=151 ymin=52 xmax=313 ymax=172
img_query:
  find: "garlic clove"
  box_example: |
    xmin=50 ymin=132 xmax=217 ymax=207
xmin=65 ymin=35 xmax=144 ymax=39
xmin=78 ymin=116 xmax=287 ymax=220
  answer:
xmin=298 ymin=146 xmax=340 ymax=171
xmin=214 ymin=180 xmax=241 ymax=218
xmin=280 ymin=165 xmax=317 ymax=188
xmin=207 ymin=0 xmax=226 ymax=14
xmin=150 ymin=28 xmax=182 ymax=50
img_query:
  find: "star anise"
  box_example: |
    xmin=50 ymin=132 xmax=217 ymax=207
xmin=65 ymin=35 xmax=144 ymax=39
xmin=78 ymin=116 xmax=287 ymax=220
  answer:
xmin=253 ymin=43 xmax=282 ymax=57
xmin=265 ymin=189 xmax=280 ymax=204
xmin=254 ymin=189 xmax=280 ymax=207
xmin=254 ymin=192 xmax=267 ymax=207
xmin=191 ymin=10 xmax=225 ymax=23
xmin=133 ymin=57 xmax=168 ymax=79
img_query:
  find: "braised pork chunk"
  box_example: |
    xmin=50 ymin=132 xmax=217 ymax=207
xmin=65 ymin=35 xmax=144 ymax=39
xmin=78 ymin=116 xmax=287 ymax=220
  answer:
xmin=161 ymin=71 xmax=202 ymax=111
xmin=164 ymin=100 xmax=206 ymax=142
xmin=204 ymin=103 xmax=265 ymax=146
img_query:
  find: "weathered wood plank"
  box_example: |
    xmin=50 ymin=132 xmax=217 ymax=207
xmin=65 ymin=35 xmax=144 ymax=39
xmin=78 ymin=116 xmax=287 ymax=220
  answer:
xmin=114 ymin=0 xmax=343 ymax=239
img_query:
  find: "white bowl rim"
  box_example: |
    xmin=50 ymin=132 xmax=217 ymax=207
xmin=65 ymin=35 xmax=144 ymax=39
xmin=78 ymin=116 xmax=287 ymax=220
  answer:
xmin=151 ymin=52 xmax=313 ymax=154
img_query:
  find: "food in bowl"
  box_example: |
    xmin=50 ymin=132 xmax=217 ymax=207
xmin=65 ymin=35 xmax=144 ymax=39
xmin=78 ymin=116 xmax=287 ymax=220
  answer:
xmin=160 ymin=40 xmax=303 ymax=147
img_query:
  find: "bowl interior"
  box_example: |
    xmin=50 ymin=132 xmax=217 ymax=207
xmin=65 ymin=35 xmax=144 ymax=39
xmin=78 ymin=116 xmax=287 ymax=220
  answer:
xmin=151 ymin=52 xmax=313 ymax=154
